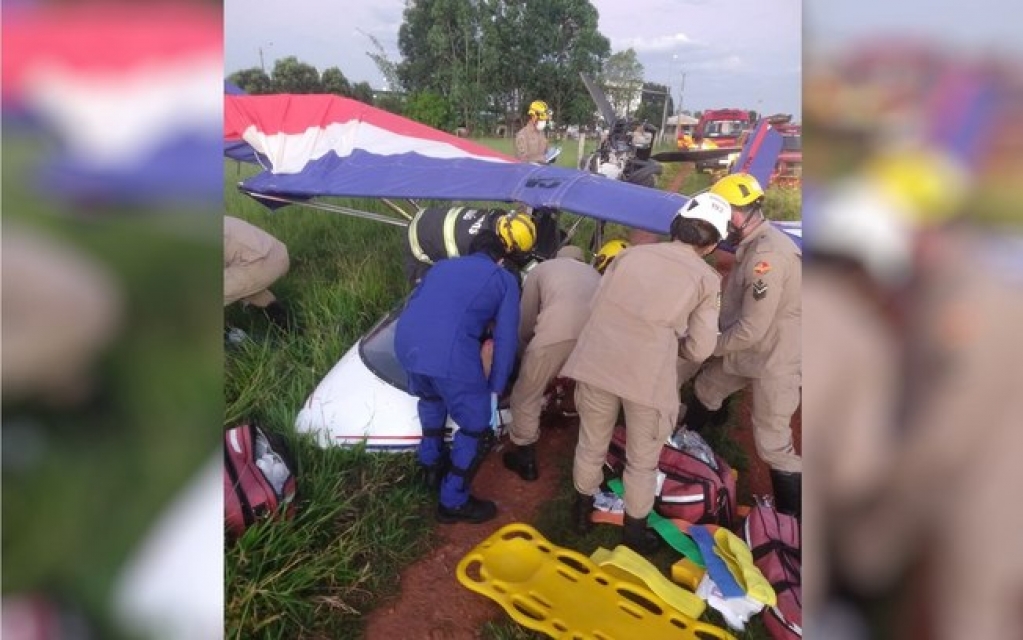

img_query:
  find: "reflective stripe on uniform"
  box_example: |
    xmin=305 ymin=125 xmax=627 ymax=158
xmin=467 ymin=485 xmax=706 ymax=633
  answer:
xmin=443 ymin=207 xmax=464 ymax=258
xmin=408 ymin=209 xmax=433 ymax=265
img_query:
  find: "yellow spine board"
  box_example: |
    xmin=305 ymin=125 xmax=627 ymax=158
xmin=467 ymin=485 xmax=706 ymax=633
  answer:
xmin=589 ymin=545 xmax=707 ymax=619
xmin=456 ymin=522 xmax=735 ymax=640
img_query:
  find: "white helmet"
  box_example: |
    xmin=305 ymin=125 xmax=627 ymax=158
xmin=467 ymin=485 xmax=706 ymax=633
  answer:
xmin=677 ymin=192 xmax=731 ymax=240
xmin=810 ymin=178 xmax=914 ymax=285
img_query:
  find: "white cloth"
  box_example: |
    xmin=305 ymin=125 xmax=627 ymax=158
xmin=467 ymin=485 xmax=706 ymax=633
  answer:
xmin=696 ymin=573 xmax=765 ymax=630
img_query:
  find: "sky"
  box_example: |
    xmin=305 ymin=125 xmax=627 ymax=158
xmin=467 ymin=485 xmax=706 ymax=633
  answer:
xmin=806 ymin=0 xmax=1023 ymax=59
xmin=224 ymin=0 xmax=802 ymax=119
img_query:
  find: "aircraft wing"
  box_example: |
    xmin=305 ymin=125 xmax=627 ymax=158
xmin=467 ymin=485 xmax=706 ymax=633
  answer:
xmin=731 ymin=119 xmax=783 ymax=186
xmin=241 ymin=152 xmax=692 ymax=235
xmin=5 ymin=4 xmax=223 ymax=204
xmin=225 ymin=93 xmax=693 ymax=235
xmin=223 ymin=81 xmax=261 ymax=163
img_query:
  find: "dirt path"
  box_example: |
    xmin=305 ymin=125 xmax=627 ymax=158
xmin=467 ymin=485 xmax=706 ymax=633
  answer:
xmin=665 ymin=161 xmax=695 ymax=194
xmin=363 ymin=399 xmax=802 ymax=639
xmin=362 ymin=421 xmax=578 ymax=640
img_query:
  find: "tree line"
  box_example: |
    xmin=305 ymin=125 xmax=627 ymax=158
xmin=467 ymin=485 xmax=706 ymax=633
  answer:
xmin=228 ymin=0 xmax=676 ymax=136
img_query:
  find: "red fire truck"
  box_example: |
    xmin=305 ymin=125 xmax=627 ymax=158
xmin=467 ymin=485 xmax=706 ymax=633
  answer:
xmin=686 ymin=108 xmax=753 ymax=171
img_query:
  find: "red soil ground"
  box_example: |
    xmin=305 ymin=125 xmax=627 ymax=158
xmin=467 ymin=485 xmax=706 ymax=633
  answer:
xmin=363 ymin=421 xmax=578 ymax=639
xmin=363 ymin=400 xmax=802 ymax=639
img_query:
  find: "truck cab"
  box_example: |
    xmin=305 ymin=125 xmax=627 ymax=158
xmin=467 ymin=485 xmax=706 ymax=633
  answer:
xmin=692 ymin=108 xmax=752 ymax=171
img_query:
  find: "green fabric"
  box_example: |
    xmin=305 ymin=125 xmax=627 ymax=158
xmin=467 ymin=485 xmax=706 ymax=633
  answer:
xmin=607 ymin=478 xmax=705 ymax=567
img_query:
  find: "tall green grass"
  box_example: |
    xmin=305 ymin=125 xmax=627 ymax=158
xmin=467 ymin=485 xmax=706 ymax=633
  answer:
xmin=224 ymin=173 xmax=430 ymax=638
xmin=224 ymin=137 xmax=795 ymax=638
xmin=2 ymin=136 xmax=222 ymax=625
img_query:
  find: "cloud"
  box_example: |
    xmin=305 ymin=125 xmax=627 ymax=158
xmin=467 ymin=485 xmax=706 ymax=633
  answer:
xmin=617 ymin=32 xmax=697 ymax=53
xmin=700 ymin=54 xmax=744 ymax=72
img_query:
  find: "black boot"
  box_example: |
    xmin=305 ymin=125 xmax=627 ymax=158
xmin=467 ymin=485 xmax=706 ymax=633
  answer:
xmin=261 ymin=300 xmax=295 ymax=333
xmin=572 ymin=493 xmax=595 ymax=535
xmin=502 ymin=444 xmax=538 ymax=481
xmin=623 ymin=513 xmax=661 ymax=556
xmin=436 ymin=495 xmax=498 ymax=524
xmin=418 ymin=463 xmax=445 ymax=492
xmin=681 ymin=394 xmax=729 ymax=433
xmin=770 ymin=469 xmax=802 ymax=519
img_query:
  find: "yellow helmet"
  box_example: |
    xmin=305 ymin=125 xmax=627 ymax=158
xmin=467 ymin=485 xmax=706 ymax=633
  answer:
xmin=864 ymin=148 xmax=969 ymax=224
xmin=528 ymin=100 xmax=551 ymax=120
xmin=711 ymin=172 xmax=765 ymax=208
xmin=496 ymin=212 xmax=537 ymax=253
xmin=593 ymin=239 xmax=629 ymax=274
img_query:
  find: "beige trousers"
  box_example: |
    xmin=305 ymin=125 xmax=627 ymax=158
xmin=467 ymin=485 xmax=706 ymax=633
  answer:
xmin=573 ymin=381 xmax=675 ymax=518
xmin=694 ymin=357 xmax=802 ymax=472
xmin=223 ymin=242 xmax=289 ymax=307
xmin=508 ymin=340 xmax=576 ymax=446
xmin=2 ymin=227 xmax=122 ymax=402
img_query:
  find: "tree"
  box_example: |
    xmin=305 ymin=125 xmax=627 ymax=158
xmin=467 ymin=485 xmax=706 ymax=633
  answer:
xmin=360 ymin=28 xmax=402 ymax=92
xmin=397 ymin=0 xmax=609 ymax=132
xmin=396 ymin=0 xmax=487 ymax=130
xmin=601 ymin=49 xmax=644 ymax=118
xmin=374 ymin=91 xmax=406 ymax=114
xmin=480 ymin=0 xmax=609 ymax=128
xmin=634 ymin=82 xmax=673 ymax=128
xmin=271 ymin=56 xmax=321 ymax=93
xmin=351 ymin=82 xmax=375 ymax=105
xmin=404 ymin=91 xmax=453 ymax=130
xmin=228 ymin=67 xmax=273 ymax=95
xmin=321 ymin=67 xmax=352 ymax=97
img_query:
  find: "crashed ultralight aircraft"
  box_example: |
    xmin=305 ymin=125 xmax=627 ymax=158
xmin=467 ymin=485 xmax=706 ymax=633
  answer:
xmin=224 ymin=93 xmax=800 ymax=450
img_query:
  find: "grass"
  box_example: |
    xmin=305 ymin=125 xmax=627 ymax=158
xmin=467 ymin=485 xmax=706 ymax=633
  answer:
xmin=223 ymin=179 xmax=420 ymax=638
xmin=2 ymin=135 xmax=223 ymax=631
xmin=224 ymin=137 xmax=798 ymax=638
xmin=224 ymin=443 xmax=435 ymax=639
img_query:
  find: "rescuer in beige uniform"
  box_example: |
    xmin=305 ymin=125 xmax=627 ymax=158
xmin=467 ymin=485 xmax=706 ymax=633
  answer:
xmin=840 ymin=221 xmax=1023 ymax=640
xmin=502 ymin=242 xmax=627 ymax=482
xmin=798 ymin=180 xmax=910 ymax=626
xmin=563 ymin=193 xmax=729 ymax=554
xmin=224 ymin=215 xmax=291 ymax=329
xmin=2 ymin=222 xmax=123 ymax=405
xmin=515 ymin=100 xmax=551 ymax=163
xmin=679 ymin=173 xmax=802 ymax=517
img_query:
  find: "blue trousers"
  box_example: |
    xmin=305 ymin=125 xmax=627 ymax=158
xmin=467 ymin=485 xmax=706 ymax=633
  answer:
xmin=408 ymin=373 xmax=491 ymax=509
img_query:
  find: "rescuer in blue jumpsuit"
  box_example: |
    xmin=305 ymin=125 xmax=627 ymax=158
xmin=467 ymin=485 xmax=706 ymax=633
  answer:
xmin=404 ymin=206 xmax=565 ymax=285
xmin=394 ymin=229 xmax=521 ymax=524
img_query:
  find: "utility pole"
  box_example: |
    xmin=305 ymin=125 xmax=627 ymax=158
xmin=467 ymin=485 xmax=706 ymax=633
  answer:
xmin=259 ymin=42 xmax=273 ymax=73
xmin=679 ymin=72 xmax=686 ymax=114
xmin=659 ymin=88 xmax=670 ymax=146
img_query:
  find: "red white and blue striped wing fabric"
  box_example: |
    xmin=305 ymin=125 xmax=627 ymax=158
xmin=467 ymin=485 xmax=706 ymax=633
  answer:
xmin=224 ymin=93 xmax=514 ymax=172
xmin=3 ymin=3 xmax=223 ymax=203
xmin=224 ymin=94 xmax=697 ymax=234
xmin=223 ymin=93 xmax=801 ymax=245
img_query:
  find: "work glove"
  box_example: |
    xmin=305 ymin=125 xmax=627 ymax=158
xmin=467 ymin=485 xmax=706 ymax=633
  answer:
xmin=489 ymin=392 xmax=499 ymax=430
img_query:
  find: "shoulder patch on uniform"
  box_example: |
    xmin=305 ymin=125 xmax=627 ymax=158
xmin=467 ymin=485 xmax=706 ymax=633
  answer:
xmin=752 ymin=279 xmax=768 ymax=300
xmin=753 ymin=261 xmax=771 ymax=275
